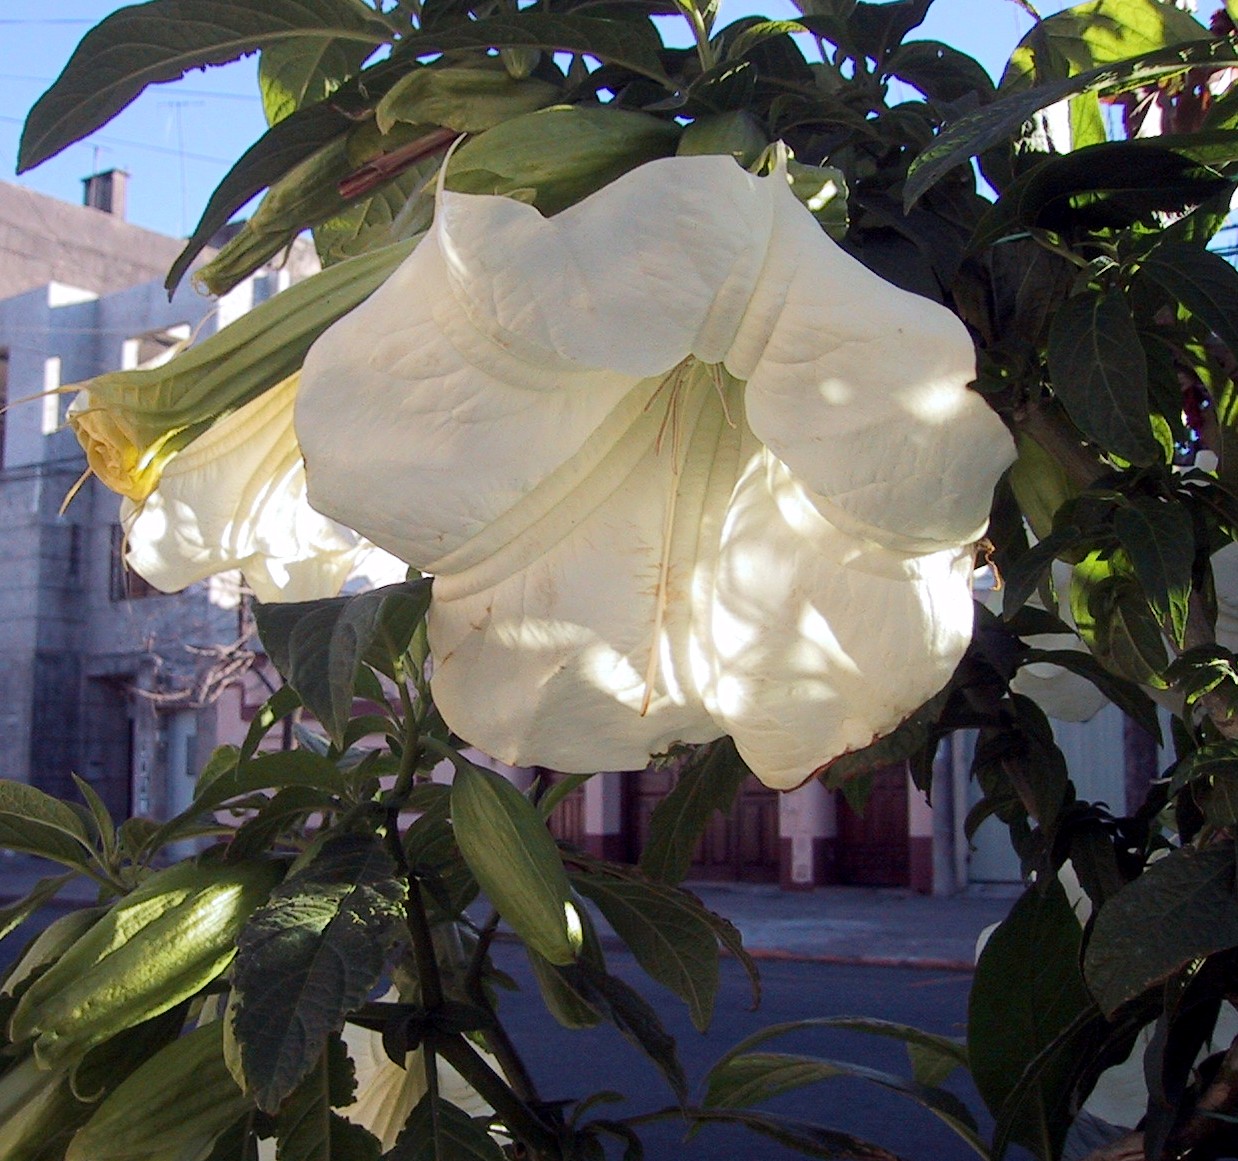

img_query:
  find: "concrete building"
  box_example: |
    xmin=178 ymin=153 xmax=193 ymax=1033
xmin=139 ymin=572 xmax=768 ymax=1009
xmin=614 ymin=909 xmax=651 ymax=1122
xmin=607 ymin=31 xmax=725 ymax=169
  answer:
xmin=0 ymin=174 xmax=311 ymax=824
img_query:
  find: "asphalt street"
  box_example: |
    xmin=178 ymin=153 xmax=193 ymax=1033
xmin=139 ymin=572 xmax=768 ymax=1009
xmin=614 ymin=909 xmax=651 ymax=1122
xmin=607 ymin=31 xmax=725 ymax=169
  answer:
xmin=488 ymin=943 xmax=1016 ymax=1161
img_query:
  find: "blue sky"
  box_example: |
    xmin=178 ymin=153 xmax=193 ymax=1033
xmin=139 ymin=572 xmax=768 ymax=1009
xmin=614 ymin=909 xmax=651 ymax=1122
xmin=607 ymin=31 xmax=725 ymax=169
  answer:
xmin=1 ymin=0 xmax=1053 ymax=240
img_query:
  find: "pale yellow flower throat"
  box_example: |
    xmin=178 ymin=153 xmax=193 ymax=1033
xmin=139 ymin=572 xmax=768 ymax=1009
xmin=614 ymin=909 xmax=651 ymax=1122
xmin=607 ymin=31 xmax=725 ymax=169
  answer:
xmin=640 ymin=357 xmax=739 ymax=715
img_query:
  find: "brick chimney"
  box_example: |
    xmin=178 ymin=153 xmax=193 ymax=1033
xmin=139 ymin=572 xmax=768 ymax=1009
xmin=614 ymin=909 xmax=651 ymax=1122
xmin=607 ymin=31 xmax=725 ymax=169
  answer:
xmin=82 ymin=169 xmax=128 ymax=218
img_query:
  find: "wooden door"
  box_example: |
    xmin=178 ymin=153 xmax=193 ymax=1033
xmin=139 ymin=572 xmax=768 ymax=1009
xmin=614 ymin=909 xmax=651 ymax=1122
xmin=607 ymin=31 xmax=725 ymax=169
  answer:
xmin=836 ymin=764 xmax=909 ymax=886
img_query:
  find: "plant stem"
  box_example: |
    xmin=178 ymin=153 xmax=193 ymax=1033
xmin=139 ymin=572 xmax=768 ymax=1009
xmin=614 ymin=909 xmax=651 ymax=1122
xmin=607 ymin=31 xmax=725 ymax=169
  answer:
xmin=674 ymin=0 xmax=716 ymax=70
xmin=436 ymin=1033 xmax=563 ymax=1160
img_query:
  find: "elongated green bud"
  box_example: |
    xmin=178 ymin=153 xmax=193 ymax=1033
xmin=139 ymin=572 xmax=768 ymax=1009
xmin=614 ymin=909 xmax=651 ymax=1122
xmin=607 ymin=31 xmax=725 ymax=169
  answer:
xmin=69 ymin=235 xmax=418 ymax=502
xmin=66 ymin=1021 xmax=247 ymax=1161
xmin=11 ymin=859 xmax=283 ymax=1067
xmin=450 ymin=761 xmax=582 ymax=966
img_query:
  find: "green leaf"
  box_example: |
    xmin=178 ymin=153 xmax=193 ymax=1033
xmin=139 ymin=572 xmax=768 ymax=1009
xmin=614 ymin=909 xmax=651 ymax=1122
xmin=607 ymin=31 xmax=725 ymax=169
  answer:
xmin=451 ymin=759 xmax=579 ymax=966
xmin=231 ymin=833 xmax=408 ymax=1111
xmin=822 ymin=686 xmax=950 ymax=786
xmin=847 ymin=0 xmax=933 ymax=63
xmin=392 ymin=13 xmax=669 ymax=87
xmin=1169 ymin=739 xmax=1238 ymax=794
xmin=569 ymin=871 xmax=725 ymax=1032
xmin=553 ymin=958 xmax=688 ymax=1102
xmin=260 ymin=20 xmax=375 ymax=126
xmin=1139 ymin=239 xmax=1238 ymax=365
xmin=638 ymin=739 xmax=751 ymax=885
xmin=197 ymin=750 xmax=350 ymax=813
xmin=885 ymin=40 xmax=995 ymax=103
xmin=1048 ymin=288 xmax=1158 ymax=465
xmin=905 ymin=37 xmax=1238 ymax=207
xmin=0 ymin=872 xmax=78 ymax=944
xmin=1084 ymin=842 xmax=1238 ymax=1017
xmin=970 ymin=142 xmax=1233 ymax=251
xmin=702 ymin=1052 xmax=984 ymax=1155
xmin=402 ymin=786 xmax=478 ymax=924
xmin=710 ymin=1016 xmax=969 ymax=1088
xmin=388 ymin=1092 xmax=505 ymax=1161
xmin=19 ymin=0 xmax=390 ymax=172
xmin=1021 ymin=648 xmax=1161 ymax=742
xmin=0 ymin=779 xmax=95 ymax=870
xmin=683 ymin=1109 xmax=906 ymax=1160
xmin=255 ymin=580 xmax=430 ymax=746
xmin=969 ymin=879 xmax=1093 ymax=1161
xmin=1113 ymin=496 xmax=1194 ymax=646
xmin=65 ymin=1021 xmax=249 ymax=1161
xmin=274 ymin=1035 xmax=382 ymax=1161
xmin=999 ymin=0 xmax=1207 ymax=91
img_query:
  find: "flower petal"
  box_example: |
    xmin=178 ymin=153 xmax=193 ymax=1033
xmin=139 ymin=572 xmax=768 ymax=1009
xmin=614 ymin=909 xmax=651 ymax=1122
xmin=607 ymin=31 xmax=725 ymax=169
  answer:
xmin=296 ymin=155 xmax=776 ymax=569
xmin=727 ymin=171 xmax=1015 ymax=552
xmin=428 ymin=366 xmax=735 ymax=770
xmin=124 ymin=375 xmax=385 ymax=602
xmin=702 ymin=451 xmax=978 ymax=789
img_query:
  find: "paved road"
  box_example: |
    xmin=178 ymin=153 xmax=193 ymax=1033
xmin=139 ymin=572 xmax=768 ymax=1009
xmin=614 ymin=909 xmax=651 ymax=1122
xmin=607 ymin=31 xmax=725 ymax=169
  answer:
xmin=489 ymin=943 xmax=1019 ymax=1161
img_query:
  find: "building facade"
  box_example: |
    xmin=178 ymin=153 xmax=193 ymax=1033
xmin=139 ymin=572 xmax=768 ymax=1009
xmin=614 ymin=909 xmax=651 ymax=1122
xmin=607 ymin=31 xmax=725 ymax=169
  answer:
xmin=0 ymin=176 xmax=311 ymax=824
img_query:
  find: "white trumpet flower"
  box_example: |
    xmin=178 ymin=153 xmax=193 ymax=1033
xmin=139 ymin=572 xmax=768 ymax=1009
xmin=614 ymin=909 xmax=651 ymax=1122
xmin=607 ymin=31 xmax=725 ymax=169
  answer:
xmin=123 ymin=373 xmax=402 ymax=602
xmin=297 ymin=153 xmax=1016 ymax=788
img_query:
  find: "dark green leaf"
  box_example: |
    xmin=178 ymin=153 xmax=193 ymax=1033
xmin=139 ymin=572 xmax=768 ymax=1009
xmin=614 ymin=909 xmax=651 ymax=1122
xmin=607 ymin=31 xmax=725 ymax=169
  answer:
xmin=255 ymin=580 xmax=430 ymax=746
xmin=1169 ymin=739 xmax=1238 ymax=794
xmin=703 ymin=1052 xmax=982 ymax=1154
xmin=240 ymin=687 xmax=304 ymax=765
xmin=228 ymin=785 xmax=342 ymax=860
xmin=393 ymin=13 xmax=669 ymax=87
xmin=905 ymin=37 xmax=1238 ymax=207
xmin=570 ymin=872 xmax=723 ymax=1031
xmin=556 ymin=958 xmax=687 ymax=1102
xmin=969 ymin=879 xmax=1093 ymax=1160
xmin=885 ymin=40 xmax=995 ymax=104
xmin=0 ymin=779 xmax=95 ymax=870
xmin=684 ymin=1109 xmax=903 ymax=1160
xmin=231 ymin=833 xmax=408 ymax=1111
xmin=19 ymin=0 xmax=390 ymax=172
xmin=1113 ymin=497 xmax=1194 ymax=646
xmin=197 ymin=750 xmax=349 ymax=814
xmin=847 ymin=0 xmax=933 ymax=63
xmin=388 ymin=1092 xmax=506 ymax=1161
xmin=970 ymin=143 xmax=1233 ymax=251
xmin=274 ymin=1035 xmax=381 ymax=1161
xmin=823 ymin=686 xmax=950 ymax=786
xmin=1048 ymin=288 xmax=1158 ymax=465
xmin=710 ymin=1016 xmax=969 ymax=1088
xmin=1140 ymin=239 xmax=1238 ymax=365
xmin=1084 ymin=842 xmax=1238 ymax=1017
xmin=1022 ymin=648 xmax=1161 ymax=742
xmin=638 ymin=739 xmax=751 ymax=884
xmin=1000 ymin=522 xmax=1087 ymax=618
